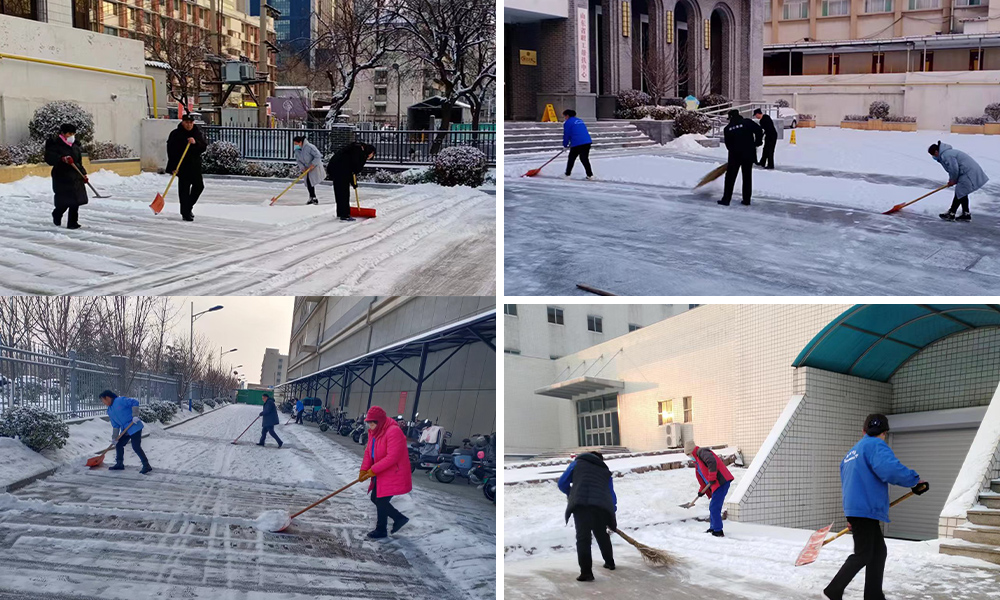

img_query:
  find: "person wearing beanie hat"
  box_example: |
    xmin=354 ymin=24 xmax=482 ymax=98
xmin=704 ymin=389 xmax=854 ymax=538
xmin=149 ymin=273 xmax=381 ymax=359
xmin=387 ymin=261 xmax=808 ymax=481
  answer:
xmin=557 ymin=450 xmax=617 ymax=581
xmin=256 ymin=393 xmax=282 ymax=448
xmin=685 ymin=441 xmax=734 ymax=536
xmin=99 ymin=390 xmax=152 ymax=474
xmin=359 ymin=405 xmax=412 ymax=538
xmin=719 ymin=109 xmax=763 ymax=207
xmin=824 ymin=414 xmax=928 ymax=600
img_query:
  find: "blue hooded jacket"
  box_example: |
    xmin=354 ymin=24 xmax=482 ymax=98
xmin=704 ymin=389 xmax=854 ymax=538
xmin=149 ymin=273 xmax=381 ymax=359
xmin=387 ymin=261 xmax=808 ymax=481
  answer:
xmin=296 ymin=400 xmax=304 ymax=412
xmin=107 ymin=396 xmax=143 ymax=435
xmin=563 ymin=116 xmax=592 ymax=148
xmin=841 ymin=435 xmax=920 ymax=522
xmin=934 ymin=142 xmax=989 ymax=199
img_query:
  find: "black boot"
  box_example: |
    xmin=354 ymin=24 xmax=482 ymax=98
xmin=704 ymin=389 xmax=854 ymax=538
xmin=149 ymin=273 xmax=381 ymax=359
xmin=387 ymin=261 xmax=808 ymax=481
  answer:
xmin=603 ymin=562 xmax=615 ymax=570
xmin=940 ymin=211 xmax=956 ymax=221
xmin=140 ymin=464 xmax=153 ymax=474
xmin=717 ymin=200 xmax=730 ymax=206
xmin=108 ymin=463 xmax=125 ymax=471
xmin=391 ymin=515 xmax=409 ymax=533
xmin=956 ymin=212 xmax=972 ymax=222
xmin=52 ymin=210 xmax=61 ymax=226
xmin=307 ymin=198 xmax=319 ymax=205
xmin=741 ymin=200 xmax=751 ymax=206
xmin=367 ymin=530 xmax=387 ymax=539
xmin=705 ymin=527 xmax=715 ymax=533
xmin=577 ymin=573 xmax=595 ymax=582
xmin=712 ymin=530 xmax=725 ymax=538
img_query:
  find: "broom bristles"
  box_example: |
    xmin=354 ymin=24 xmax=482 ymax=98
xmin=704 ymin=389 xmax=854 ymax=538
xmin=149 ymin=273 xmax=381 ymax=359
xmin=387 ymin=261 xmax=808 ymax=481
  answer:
xmin=695 ymin=164 xmax=728 ymax=189
xmin=613 ymin=528 xmax=680 ymax=568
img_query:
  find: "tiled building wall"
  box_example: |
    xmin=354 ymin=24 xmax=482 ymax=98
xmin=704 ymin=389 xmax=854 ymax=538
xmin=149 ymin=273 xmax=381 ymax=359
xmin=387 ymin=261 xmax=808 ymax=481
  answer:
xmin=733 ymin=304 xmax=851 ymax=460
xmin=730 ymin=367 xmax=892 ymax=530
xmin=891 ymin=327 xmax=1000 ymax=413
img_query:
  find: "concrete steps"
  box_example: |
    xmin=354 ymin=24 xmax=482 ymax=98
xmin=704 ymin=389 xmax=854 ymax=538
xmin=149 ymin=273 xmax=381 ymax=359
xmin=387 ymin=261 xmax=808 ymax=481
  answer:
xmin=940 ymin=539 xmax=1000 ymax=565
xmin=940 ymin=482 xmax=1000 ymax=565
xmin=529 ymin=446 xmax=631 ymax=461
xmin=504 ymin=121 xmax=657 ymax=155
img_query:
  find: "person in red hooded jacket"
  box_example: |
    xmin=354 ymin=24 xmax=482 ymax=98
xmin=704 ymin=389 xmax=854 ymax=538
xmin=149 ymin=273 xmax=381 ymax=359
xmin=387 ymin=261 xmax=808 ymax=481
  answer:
xmin=685 ymin=440 xmax=735 ymax=537
xmin=358 ymin=405 xmax=413 ymax=538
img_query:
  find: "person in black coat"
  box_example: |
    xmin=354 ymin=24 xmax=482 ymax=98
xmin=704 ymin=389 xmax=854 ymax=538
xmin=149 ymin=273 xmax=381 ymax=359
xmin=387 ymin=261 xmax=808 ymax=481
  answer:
xmin=557 ymin=452 xmax=617 ymax=581
xmin=326 ymin=142 xmax=376 ymax=221
xmin=257 ymin=393 xmax=283 ymax=447
xmin=44 ymin=123 xmax=88 ymax=229
xmin=165 ymin=114 xmax=209 ymax=222
xmin=719 ymin=109 xmax=763 ymax=206
xmin=754 ymin=109 xmax=778 ymax=169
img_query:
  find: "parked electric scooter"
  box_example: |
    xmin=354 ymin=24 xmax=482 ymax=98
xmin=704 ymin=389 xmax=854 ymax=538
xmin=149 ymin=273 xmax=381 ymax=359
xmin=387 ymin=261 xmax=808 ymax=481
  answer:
xmin=339 ymin=417 xmax=355 ymax=436
xmin=430 ymin=436 xmax=491 ymax=485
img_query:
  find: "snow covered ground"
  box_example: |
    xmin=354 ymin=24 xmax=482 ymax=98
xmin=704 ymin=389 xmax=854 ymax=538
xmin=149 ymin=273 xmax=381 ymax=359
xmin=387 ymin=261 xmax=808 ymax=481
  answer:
xmin=505 ymin=127 xmax=1000 ymax=295
xmin=0 ymin=404 xmax=495 ymax=600
xmin=504 ymin=466 xmax=1000 ymax=599
xmin=505 ymin=448 xmax=738 ymax=484
xmin=0 ymin=172 xmax=495 ymax=295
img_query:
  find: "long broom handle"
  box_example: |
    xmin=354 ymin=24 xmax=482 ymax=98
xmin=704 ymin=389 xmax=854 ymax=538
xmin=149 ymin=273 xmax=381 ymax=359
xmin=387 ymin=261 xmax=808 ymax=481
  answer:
xmin=95 ymin=422 xmax=135 ymax=456
xmin=273 ymin=165 xmax=314 ymax=202
xmin=161 ymin=142 xmax=192 ymax=197
xmin=354 ymin=175 xmax=360 ymax=208
xmin=233 ymin=415 xmax=261 ymax=443
xmin=823 ymin=489 xmax=920 ymax=546
xmin=900 ymin=183 xmax=950 ymax=209
xmin=290 ymin=477 xmax=362 ymax=519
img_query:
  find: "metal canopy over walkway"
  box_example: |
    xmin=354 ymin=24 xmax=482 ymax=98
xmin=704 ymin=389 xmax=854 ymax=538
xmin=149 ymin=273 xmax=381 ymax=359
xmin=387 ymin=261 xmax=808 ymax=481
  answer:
xmin=276 ymin=310 xmax=495 ymax=419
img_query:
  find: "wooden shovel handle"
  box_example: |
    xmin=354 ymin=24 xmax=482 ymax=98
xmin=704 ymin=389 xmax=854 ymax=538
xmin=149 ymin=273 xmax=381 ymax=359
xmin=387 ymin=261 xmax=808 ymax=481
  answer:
xmin=290 ymin=477 xmax=362 ymax=520
xmin=902 ymin=183 xmax=950 ymax=209
xmin=823 ymin=489 xmax=920 ymax=545
xmin=97 ymin=422 xmax=134 ymax=456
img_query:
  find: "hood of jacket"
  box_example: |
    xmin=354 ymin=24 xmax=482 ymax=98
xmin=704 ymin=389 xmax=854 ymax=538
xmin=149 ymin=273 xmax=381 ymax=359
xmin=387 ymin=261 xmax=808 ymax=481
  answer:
xmin=575 ymin=452 xmax=607 ymax=468
xmin=936 ymin=142 xmax=953 ymax=162
xmin=365 ymin=405 xmax=393 ymax=437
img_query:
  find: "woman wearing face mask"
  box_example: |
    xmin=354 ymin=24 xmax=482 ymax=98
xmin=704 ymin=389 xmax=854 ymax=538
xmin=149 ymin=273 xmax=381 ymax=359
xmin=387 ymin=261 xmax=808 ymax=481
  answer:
xmin=43 ymin=123 xmax=88 ymax=230
xmin=358 ymin=405 xmax=412 ymax=538
xmin=292 ymin=136 xmax=325 ymax=205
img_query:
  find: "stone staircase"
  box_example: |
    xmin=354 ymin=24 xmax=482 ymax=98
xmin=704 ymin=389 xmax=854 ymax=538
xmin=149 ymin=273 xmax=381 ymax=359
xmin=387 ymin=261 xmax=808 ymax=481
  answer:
xmin=504 ymin=121 xmax=657 ymax=155
xmin=940 ymin=479 xmax=1000 ymax=564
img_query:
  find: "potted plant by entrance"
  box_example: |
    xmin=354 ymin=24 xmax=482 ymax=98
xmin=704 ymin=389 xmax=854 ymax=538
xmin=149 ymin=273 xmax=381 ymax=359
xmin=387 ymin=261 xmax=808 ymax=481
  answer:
xmin=797 ymin=114 xmax=816 ymax=128
xmin=883 ymin=115 xmax=917 ymax=132
xmin=984 ymin=104 xmax=1000 ymax=134
xmin=841 ymin=114 xmax=869 ymax=130
xmin=952 ymin=116 xmax=986 ymax=135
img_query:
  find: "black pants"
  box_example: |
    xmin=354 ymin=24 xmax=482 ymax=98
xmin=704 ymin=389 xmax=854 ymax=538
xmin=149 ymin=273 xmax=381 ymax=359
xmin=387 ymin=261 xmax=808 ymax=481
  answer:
xmin=758 ymin=138 xmax=776 ymax=169
xmin=115 ymin=432 xmax=150 ymax=467
xmin=825 ymin=517 xmax=887 ymax=600
xmin=370 ymin=477 xmax=405 ymax=534
xmin=332 ymin=175 xmax=352 ymax=218
xmin=295 ymin=410 xmax=303 ymax=424
xmin=722 ymin=156 xmax=755 ymax=204
xmin=53 ymin=205 xmax=79 ymax=227
xmin=566 ymin=144 xmax=593 ymax=177
xmin=259 ymin=425 xmax=282 ymax=445
xmin=305 ymin=181 xmax=317 ymax=199
xmin=178 ymin=173 xmax=205 ymax=216
xmin=573 ymin=506 xmax=614 ymax=576
xmin=948 ymin=194 xmax=970 ymax=214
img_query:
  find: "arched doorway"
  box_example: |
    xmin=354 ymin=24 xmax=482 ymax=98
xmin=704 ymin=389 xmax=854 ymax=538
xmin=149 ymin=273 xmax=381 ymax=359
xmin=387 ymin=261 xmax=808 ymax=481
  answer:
xmin=709 ymin=5 xmax=734 ymax=97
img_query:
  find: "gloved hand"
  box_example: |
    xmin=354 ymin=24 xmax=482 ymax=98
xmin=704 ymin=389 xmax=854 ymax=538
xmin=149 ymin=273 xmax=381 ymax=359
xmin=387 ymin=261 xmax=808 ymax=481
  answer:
xmin=948 ymin=181 xmax=957 ymax=187
xmin=83 ymin=176 xmax=89 ymax=184
xmin=912 ymin=481 xmax=930 ymax=495
xmin=131 ymin=416 xmax=140 ymax=425
xmin=187 ymin=137 xmax=196 ymax=145
xmin=358 ymin=469 xmax=374 ymax=481
xmin=697 ymin=491 xmax=706 ymax=498
xmin=62 ymin=156 xmax=74 ymax=165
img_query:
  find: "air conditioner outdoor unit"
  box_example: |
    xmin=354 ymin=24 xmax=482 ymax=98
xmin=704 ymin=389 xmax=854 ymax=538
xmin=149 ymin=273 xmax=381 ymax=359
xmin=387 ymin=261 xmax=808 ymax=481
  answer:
xmin=665 ymin=423 xmax=683 ymax=448
xmin=239 ymin=62 xmax=257 ymax=81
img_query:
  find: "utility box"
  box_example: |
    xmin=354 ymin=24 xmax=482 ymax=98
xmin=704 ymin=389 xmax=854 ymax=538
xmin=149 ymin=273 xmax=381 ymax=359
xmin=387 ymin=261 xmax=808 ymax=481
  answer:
xmin=223 ymin=61 xmax=256 ymax=83
xmin=236 ymin=389 xmax=270 ymax=405
xmin=221 ymin=107 xmax=257 ymax=127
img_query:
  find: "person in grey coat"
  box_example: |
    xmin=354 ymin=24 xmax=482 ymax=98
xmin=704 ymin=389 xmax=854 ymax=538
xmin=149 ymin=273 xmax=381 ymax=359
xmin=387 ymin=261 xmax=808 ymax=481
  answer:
xmin=929 ymin=142 xmax=989 ymax=221
xmin=293 ymin=136 xmax=325 ymax=205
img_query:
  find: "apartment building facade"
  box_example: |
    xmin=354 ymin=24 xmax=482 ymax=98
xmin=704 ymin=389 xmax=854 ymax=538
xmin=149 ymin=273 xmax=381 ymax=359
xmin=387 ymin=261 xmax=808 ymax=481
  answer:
xmin=259 ymin=347 xmax=288 ymax=388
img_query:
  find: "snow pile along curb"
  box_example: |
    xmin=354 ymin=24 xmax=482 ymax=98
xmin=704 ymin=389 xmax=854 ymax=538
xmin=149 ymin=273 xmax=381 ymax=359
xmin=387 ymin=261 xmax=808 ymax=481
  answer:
xmin=505 ymin=446 xmax=738 ymax=485
xmin=0 ymin=438 xmax=58 ymax=492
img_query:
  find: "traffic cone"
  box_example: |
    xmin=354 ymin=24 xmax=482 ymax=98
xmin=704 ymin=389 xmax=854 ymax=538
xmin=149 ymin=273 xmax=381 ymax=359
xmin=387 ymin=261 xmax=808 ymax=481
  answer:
xmin=790 ymin=129 xmax=797 ymax=145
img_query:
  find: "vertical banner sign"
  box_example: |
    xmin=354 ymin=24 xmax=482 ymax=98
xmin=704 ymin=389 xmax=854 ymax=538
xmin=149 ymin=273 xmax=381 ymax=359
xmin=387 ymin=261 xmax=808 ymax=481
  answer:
xmin=578 ymin=7 xmax=590 ymax=83
xmin=398 ymin=391 xmax=408 ymax=415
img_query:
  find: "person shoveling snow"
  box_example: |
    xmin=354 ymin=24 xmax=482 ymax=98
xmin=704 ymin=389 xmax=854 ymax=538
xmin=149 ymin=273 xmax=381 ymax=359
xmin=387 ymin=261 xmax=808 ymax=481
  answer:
xmin=683 ymin=440 xmax=734 ymax=537
xmin=928 ymin=141 xmax=989 ymax=222
xmin=359 ymin=406 xmax=412 ymax=539
xmin=100 ymin=390 xmax=152 ymax=474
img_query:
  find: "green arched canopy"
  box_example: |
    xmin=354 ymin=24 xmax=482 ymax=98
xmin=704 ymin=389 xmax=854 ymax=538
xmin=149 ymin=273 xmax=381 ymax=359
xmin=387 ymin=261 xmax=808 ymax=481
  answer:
xmin=792 ymin=304 xmax=1000 ymax=382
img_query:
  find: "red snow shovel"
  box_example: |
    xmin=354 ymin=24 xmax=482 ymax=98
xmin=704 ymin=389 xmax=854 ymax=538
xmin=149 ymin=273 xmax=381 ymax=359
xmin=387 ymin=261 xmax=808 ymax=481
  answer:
xmin=270 ymin=165 xmax=314 ymax=206
xmin=262 ymin=476 xmax=363 ymax=532
xmin=883 ymin=183 xmax=950 ymax=215
xmin=350 ymin=175 xmax=376 ymax=218
xmin=522 ymin=150 xmax=565 ymax=177
xmin=85 ymin=422 xmax=134 ymax=468
xmin=70 ymin=163 xmax=112 ymax=199
xmin=795 ymin=482 xmax=929 ymax=566
xmin=231 ymin=415 xmax=261 ymax=445
xmin=151 ymin=141 xmax=191 ymax=214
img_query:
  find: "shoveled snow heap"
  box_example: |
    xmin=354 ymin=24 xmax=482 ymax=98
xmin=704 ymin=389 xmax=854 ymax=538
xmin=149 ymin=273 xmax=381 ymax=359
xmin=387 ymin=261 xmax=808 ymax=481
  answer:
xmin=256 ymin=508 xmax=291 ymax=532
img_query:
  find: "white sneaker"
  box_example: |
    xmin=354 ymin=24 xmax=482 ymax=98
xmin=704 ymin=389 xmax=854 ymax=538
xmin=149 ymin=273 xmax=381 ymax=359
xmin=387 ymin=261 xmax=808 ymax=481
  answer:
xmin=563 ymin=174 xmax=572 ymax=179
xmin=586 ymin=176 xmax=595 ymax=181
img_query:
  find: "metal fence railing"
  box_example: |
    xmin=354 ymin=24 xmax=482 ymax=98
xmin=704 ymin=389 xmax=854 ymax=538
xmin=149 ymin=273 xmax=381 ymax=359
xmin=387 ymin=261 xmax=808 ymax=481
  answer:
xmin=0 ymin=345 xmax=181 ymax=421
xmin=202 ymin=126 xmax=497 ymax=166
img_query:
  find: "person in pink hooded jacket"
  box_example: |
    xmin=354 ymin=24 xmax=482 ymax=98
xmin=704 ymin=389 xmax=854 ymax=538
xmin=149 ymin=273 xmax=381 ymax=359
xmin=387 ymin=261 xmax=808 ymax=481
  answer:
xmin=358 ymin=405 xmax=413 ymax=538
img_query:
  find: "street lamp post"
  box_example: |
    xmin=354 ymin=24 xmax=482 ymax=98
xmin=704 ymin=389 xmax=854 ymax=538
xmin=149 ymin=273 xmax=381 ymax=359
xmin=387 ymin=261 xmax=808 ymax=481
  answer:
xmin=392 ymin=63 xmax=401 ymax=129
xmin=189 ymin=303 xmax=224 ymax=410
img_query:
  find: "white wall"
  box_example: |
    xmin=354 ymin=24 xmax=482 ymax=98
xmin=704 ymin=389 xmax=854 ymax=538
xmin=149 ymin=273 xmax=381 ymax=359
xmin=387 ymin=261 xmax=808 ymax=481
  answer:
xmin=0 ymin=14 xmax=147 ymax=150
xmin=764 ymin=71 xmax=1000 ymax=130
xmin=140 ymin=119 xmax=180 ymax=172
xmin=504 ymin=353 xmax=578 ymax=454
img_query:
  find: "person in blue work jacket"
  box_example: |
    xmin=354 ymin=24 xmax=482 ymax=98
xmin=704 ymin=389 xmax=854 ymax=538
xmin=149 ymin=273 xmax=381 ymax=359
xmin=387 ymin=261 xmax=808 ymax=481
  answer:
xmin=558 ymin=451 xmax=616 ymax=582
xmin=824 ymin=414 xmax=928 ymax=600
xmin=295 ymin=398 xmax=304 ymax=424
xmin=99 ymin=390 xmax=152 ymax=474
xmin=562 ymin=109 xmax=594 ymax=180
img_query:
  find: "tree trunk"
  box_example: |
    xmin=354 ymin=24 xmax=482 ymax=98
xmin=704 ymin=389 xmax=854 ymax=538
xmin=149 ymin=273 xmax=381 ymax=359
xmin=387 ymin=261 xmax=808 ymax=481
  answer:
xmin=470 ymin=99 xmax=481 ymax=143
xmin=431 ymin=101 xmax=454 ymax=155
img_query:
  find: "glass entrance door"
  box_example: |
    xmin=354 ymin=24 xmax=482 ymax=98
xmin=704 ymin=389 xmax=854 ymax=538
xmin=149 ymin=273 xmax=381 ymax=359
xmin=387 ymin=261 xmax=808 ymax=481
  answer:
xmin=577 ymin=393 xmax=620 ymax=447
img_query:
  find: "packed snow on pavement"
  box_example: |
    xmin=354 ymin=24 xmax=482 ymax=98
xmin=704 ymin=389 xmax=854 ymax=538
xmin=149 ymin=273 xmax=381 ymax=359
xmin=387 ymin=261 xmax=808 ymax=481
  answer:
xmin=505 ymin=127 xmax=1000 ymax=295
xmin=0 ymin=403 xmax=495 ymax=600
xmin=0 ymin=172 xmax=496 ymax=296
xmin=504 ymin=465 xmax=1000 ymax=600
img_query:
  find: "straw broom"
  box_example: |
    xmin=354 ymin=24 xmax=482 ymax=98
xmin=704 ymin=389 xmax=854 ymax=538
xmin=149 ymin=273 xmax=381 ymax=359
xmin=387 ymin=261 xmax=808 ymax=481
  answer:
xmin=694 ymin=163 xmax=728 ymax=189
xmin=612 ymin=528 xmax=680 ymax=568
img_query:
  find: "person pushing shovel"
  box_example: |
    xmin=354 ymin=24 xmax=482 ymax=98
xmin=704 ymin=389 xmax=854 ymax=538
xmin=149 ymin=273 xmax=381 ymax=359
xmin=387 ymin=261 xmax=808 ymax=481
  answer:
xmin=99 ymin=390 xmax=152 ymax=474
xmin=823 ymin=414 xmax=928 ymax=600
xmin=326 ymin=142 xmax=376 ymax=222
xmin=928 ymin=142 xmax=988 ymax=222
xmin=293 ymin=136 xmax=324 ymax=205
xmin=44 ymin=123 xmax=88 ymax=230
xmin=684 ymin=440 xmax=734 ymax=537
xmin=165 ymin=114 xmax=208 ymax=222
xmin=257 ymin=393 xmax=283 ymax=448
xmin=557 ymin=451 xmax=616 ymax=582
xmin=359 ymin=405 xmax=411 ymax=538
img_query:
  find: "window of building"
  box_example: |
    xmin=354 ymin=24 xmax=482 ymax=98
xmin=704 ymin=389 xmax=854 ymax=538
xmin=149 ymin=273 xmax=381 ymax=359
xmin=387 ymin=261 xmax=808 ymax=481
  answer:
xmin=822 ymin=0 xmax=850 ymax=15
xmin=587 ymin=315 xmax=603 ymax=333
xmin=872 ymin=52 xmax=884 ymax=73
xmin=547 ymin=306 xmax=564 ymax=325
xmin=828 ymin=53 xmax=841 ymax=74
xmin=970 ymin=49 xmax=982 ymax=70
xmin=783 ymin=0 xmax=809 ymax=19
xmin=689 ymin=304 xmax=700 ymax=309
xmin=956 ymin=0 xmax=983 ymax=5
xmin=103 ymin=24 xmax=119 ymax=35
xmin=374 ymin=68 xmax=388 ymax=84
xmin=907 ymin=0 xmax=939 ymax=8
xmin=503 ymin=304 xmax=518 ymax=316
xmin=683 ymin=396 xmax=693 ymax=423
xmin=1 ymin=0 xmax=38 ymax=19
xmin=629 ymin=323 xmax=642 ymax=332
xmin=864 ymin=0 xmax=892 ymax=11
xmin=658 ymin=399 xmax=674 ymax=425
xmin=764 ymin=0 xmax=772 ymax=20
